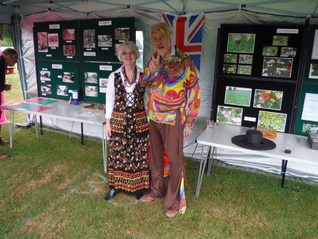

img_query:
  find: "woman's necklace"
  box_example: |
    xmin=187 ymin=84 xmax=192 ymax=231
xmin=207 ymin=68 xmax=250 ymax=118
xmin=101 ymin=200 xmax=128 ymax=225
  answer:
xmin=123 ymin=66 xmax=137 ymax=86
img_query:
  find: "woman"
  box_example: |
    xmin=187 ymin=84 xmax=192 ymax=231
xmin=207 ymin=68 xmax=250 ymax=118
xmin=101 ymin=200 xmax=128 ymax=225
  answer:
xmin=104 ymin=41 xmax=150 ymax=201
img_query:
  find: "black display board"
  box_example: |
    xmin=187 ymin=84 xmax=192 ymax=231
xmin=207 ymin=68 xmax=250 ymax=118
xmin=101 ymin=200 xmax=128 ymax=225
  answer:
xmin=213 ymin=24 xmax=305 ymax=133
xmin=33 ymin=18 xmax=135 ymax=103
xmin=294 ymin=25 xmax=318 ymax=136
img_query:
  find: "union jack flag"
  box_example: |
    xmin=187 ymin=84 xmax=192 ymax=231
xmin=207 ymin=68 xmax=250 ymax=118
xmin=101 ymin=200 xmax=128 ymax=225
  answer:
xmin=162 ymin=12 xmax=205 ymax=73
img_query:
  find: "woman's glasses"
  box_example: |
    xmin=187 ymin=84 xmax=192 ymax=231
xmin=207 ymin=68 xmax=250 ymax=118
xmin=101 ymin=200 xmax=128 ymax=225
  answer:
xmin=120 ymin=51 xmax=134 ymax=56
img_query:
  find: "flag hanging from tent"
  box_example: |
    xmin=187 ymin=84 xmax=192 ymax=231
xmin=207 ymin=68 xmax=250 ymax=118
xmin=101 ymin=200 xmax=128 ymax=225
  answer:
xmin=162 ymin=11 xmax=205 ymax=73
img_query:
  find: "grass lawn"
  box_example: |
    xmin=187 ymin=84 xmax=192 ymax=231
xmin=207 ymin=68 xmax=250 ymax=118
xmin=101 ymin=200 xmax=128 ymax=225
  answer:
xmin=1 ymin=70 xmax=318 ymax=238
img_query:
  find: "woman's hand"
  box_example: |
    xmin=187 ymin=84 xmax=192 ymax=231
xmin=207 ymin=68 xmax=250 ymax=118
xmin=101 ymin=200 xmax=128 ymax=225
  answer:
xmin=105 ymin=120 xmax=111 ymax=140
xmin=5 ymin=84 xmax=12 ymax=91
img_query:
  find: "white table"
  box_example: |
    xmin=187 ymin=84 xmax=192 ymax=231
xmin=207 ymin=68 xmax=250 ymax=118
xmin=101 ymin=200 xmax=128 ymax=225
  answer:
xmin=195 ymin=124 xmax=318 ymax=196
xmin=1 ymin=98 xmax=108 ymax=172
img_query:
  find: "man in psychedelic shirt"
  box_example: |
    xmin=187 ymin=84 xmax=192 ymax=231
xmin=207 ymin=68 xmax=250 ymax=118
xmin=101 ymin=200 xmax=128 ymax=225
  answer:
xmin=140 ymin=22 xmax=201 ymax=218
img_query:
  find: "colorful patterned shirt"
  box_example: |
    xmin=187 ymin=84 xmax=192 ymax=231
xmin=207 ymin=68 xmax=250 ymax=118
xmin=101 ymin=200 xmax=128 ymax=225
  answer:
xmin=140 ymin=47 xmax=201 ymax=127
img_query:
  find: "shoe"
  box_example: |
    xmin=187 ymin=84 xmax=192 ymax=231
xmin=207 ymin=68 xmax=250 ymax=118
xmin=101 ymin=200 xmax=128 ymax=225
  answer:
xmin=0 ymin=155 xmax=8 ymax=161
xmin=104 ymin=189 xmax=116 ymax=201
xmin=140 ymin=194 xmax=156 ymax=203
xmin=165 ymin=210 xmax=178 ymax=218
xmin=0 ymin=139 xmax=9 ymax=146
xmin=135 ymin=192 xmax=144 ymax=200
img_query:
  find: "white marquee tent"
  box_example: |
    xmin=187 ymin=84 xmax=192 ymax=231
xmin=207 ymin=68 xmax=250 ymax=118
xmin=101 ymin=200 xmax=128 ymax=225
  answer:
xmin=1 ymin=0 xmax=318 ymax=181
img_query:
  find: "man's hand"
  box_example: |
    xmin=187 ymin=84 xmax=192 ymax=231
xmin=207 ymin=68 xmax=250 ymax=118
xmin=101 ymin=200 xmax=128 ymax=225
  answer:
xmin=5 ymin=84 xmax=11 ymax=91
xmin=149 ymin=52 xmax=160 ymax=74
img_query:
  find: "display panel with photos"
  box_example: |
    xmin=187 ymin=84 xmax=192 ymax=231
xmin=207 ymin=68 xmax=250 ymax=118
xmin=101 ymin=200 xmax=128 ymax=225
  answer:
xmin=81 ymin=62 xmax=121 ymax=103
xmin=257 ymin=110 xmax=287 ymax=132
xmin=34 ymin=21 xmax=79 ymax=61
xmin=36 ymin=61 xmax=80 ymax=100
xmin=80 ymin=18 xmax=135 ymax=62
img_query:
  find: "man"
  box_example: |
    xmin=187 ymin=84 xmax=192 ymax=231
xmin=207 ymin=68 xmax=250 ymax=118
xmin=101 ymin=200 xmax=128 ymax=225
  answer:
xmin=0 ymin=48 xmax=17 ymax=160
xmin=140 ymin=22 xmax=201 ymax=218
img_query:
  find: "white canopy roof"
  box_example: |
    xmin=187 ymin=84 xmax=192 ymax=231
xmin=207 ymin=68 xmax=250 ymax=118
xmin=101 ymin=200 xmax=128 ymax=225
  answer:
xmin=1 ymin=0 xmax=318 ymax=24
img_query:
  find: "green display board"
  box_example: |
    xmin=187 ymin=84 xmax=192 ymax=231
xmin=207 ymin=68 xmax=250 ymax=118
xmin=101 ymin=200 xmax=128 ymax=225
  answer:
xmin=294 ymin=25 xmax=318 ymax=136
xmin=34 ymin=17 xmax=135 ymax=103
xmin=81 ymin=62 xmax=121 ymax=103
xmin=34 ymin=21 xmax=79 ymax=61
xmin=79 ymin=18 xmax=135 ymax=62
xmin=36 ymin=61 xmax=80 ymax=100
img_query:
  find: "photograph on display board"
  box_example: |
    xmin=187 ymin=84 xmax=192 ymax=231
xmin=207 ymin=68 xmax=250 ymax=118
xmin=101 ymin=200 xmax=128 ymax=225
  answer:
xmin=262 ymin=46 xmax=278 ymax=56
xmin=85 ymin=86 xmax=98 ymax=97
xmin=222 ymin=64 xmax=237 ymax=74
xmin=272 ymin=35 xmax=289 ymax=46
xmin=309 ymin=63 xmax=318 ymax=79
xmin=280 ymin=47 xmax=297 ymax=57
xmin=98 ymin=35 xmax=112 ymax=47
xmin=237 ymin=65 xmax=252 ymax=75
xmin=301 ymin=93 xmax=318 ymax=121
xmin=84 ymin=72 xmax=98 ymax=84
xmin=227 ymin=33 xmax=256 ymax=53
xmin=99 ymin=78 xmax=108 ymax=93
xmin=62 ymin=72 xmax=75 ymax=83
xmin=257 ymin=110 xmax=287 ymax=132
xmin=302 ymin=123 xmax=318 ymax=134
xmin=48 ymin=33 xmax=59 ymax=48
xmin=238 ymin=54 xmax=253 ymax=64
xmin=56 ymin=85 xmax=68 ymax=96
xmin=40 ymin=70 xmax=51 ymax=81
xmin=216 ymin=105 xmax=243 ymax=125
xmin=37 ymin=32 xmax=48 ymax=52
xmin=223 ymin=53 xmax=238 ymax=63
xmin=83 ymin=29 xmax=96 ymax=48
xmin=41 ymin=84 xmax=52 ymax=95
xmin=63 ymin=45 xmax=76 ymax=57
xmin=311 ymin=30 xmax=318 ymax=59
xmin=262 ymin=57 xmax=293 ymax=78
xmin=253 ymin=89 xmax=283 ymax=111
xmin=63 ymin=29 xmax=75 ymax=41
xmin=224 ymin=86 xmax=252 ymax=107
xmin=115 ymin=27 xmax=130 ymax=40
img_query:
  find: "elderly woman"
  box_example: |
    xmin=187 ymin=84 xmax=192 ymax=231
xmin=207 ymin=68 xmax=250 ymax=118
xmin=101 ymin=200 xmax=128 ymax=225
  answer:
xmin=104 ymin=41 xmax=150 ymax=201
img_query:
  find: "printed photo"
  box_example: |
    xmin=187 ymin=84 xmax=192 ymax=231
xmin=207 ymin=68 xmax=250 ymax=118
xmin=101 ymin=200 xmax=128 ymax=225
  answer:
xmin=223 ymin=53 xmax=238 ymax=63
xmin=41 ymin=84 xmax=52 ymax=95
xmin=62 ymin=72 xmax=75 ymax=83
xmin=272 ymin=35 xmax=289 ymax=46
xmin=115 ymin=27 xmax=130 ymax=40
xmin=40 ymin=70 xmax=51 ymax=81
xmin=238 ymin=54 xmax=253 ymax=64
xmin=48 ymin=33 xmax=59 ymax=48
xmin=222 ymin=64 xmax=237 ymax=74
xmin=83 ymin=29 xmax=96 ymax=48
xmin=224 ymin=86 xmax=252 ymax=107
xmin=37 ymin=32 xmax=48 ymax=52
xmin=217 ymin=105 xmax=243 ymax=126
xmin=257 ymin=110 xmax=287 ymax=132
xmin=84 ymin=72 xmax=98 ymax=84
xmin=63 ymin=45 xmax=76 ymax=57
xmin=98 ymin=35 xmax=112 ymax=47
xmin=309 ymin=63 xmax=318 ymax=79
xmin=56 ymin=85 xmax=68 ymax=96
xmin=262 ymin=57 xmax=293 ymax=78
xmin=262 ymin=46 xmax=278 ymax=56
xmin=280 ymin=47 xmax=297 ymax=57
xmin=63 ymin=29 xmax=75 ymax=41
xmin=302 ymin=123 xmax=318 ymax=134
xmin=253 ymin=89 xmax=283 ymax=111
xmin=85 ymin=86 xmax=98 ymax=97
xmin=227 ymin=33 xmax=256 ymax=53
xmin=99 ymin=78 xmax=108 ymax=88
xmin=237 ymin=65 xmax=252 ymax=75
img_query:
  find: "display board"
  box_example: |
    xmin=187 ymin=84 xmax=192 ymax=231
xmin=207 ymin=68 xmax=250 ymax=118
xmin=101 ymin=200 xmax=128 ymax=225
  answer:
xmin=33 ymin=18 xmax=135 ymax=103
xmin=212 ymin=24 xmax=304 ymax=133
xmin=81 ymin=62 xmax=121 ymax=103
xmin=36 ymin=61 xmax=80 ymax=100
xmin=294 ymin=25 xmax=318 ymax=136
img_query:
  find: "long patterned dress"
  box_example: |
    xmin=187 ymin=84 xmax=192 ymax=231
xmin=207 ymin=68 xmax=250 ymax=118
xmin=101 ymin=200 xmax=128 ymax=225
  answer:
xmin=107 ymin=72 xmax=150 ymax=195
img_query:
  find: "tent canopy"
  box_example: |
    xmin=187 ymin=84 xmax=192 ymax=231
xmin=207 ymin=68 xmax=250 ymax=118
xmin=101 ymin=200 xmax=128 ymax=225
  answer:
xmin=1 ymin=0 xmax=318 ymax=24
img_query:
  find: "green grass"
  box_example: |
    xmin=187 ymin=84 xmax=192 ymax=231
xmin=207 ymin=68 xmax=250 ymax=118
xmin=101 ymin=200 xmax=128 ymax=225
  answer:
xmin=1 ymin=70 xmax=318 ymax=238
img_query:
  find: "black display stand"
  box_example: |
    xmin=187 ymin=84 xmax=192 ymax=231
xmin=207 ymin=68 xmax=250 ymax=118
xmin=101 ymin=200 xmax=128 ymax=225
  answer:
xmin=212 ymin=24 xmax=305 ymax=133
xmin=34 ymin=18 xmax=135 ymax=103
